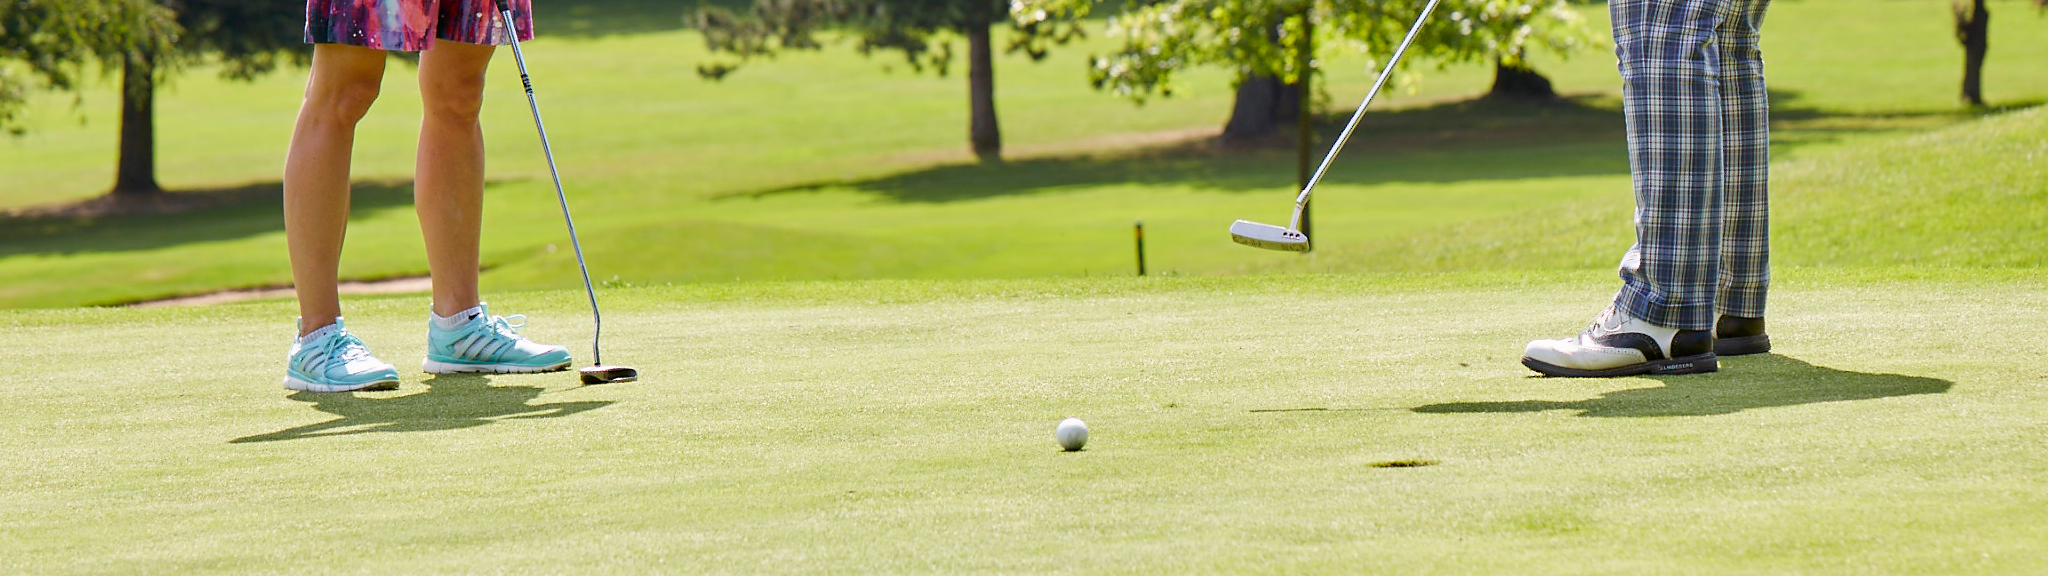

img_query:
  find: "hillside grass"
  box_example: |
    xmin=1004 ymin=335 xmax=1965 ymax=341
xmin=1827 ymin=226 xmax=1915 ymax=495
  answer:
xmin=1 ymin=0 xmax=2045 ymax=307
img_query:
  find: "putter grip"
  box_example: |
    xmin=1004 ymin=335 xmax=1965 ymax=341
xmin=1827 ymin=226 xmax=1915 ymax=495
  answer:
xmin=493 ymin=0 xmax=510 ymax=13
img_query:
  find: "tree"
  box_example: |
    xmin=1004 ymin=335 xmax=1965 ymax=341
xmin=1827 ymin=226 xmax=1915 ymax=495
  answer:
xmin=1018 ymin=0 xmax=1596 ymax=245
xmin=112 ymin=0 xmax=306 ymax=195
xmin=1022 ymin=0 xmax=1596 ymax=130
xmin=0 ymin=0 xmax=178 ymax=136
xmin=695 ymin=0 xmax=1082 ymax=162
xmin=1953 ymin=0 xmax=1989 ymax=107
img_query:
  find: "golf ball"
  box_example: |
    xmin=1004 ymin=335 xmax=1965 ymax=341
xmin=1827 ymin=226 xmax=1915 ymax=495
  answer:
xmin=1056 ymin=418 xmax=1089 ymax=451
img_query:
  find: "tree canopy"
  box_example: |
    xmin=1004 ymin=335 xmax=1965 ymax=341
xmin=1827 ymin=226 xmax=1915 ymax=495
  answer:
xmin=694 ymin=0 xmax=1081 ymax=80
xmin=168 ymin=0 xmax=306 ymax=81
xmin=1013 ymin=0 xmax=1600 ymax=103
xmin=0 ymin=0 xmax=177 ymax=134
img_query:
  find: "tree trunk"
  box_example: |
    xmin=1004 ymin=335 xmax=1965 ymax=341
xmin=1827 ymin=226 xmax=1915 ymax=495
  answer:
xmin=1488 ymin=57 xmax=1557 ymax=100
xmin=1221 ymin=73 xmax=1303 ymax=146
xmin=1223 ymin=14 xmax=1307 ymax=147
xmin=113 ymin=54 xmax=162 ymax=196
xmin=1223 ymin=73 xmax=1282 ymax=145
xmin=966 ymin=20 xmax=1002 ymax=162
xmin=1954 ymin=0 xmax=1988 ymax=107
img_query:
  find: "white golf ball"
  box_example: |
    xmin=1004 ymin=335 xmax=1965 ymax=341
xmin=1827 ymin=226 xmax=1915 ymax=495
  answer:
xmin=1056 ymin=418 xmax=1089 ymax=451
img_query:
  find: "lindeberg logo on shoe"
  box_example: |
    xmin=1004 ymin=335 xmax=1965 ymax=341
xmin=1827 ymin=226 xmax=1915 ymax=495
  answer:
xmin=1656 ymin=361 xmax=1697 ymax=373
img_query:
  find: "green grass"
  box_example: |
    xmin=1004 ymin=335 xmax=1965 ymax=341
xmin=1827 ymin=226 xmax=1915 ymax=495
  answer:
xmin=1295 ymin=104 xmax=2048 ymax=273
xmin=4 ymin=3 xmax=2048 ymax=569
xmin=3 ymin=0 xmax=2046 ymax=307
xmin=5 ymin=271 xmax=2048 ymax=573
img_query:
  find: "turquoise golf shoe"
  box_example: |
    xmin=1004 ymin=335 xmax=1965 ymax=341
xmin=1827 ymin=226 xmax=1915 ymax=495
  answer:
xmin=422 ymin=303 xmax=572 ymax=374
xmin=285 ymin=319 xmax=402 ymax=392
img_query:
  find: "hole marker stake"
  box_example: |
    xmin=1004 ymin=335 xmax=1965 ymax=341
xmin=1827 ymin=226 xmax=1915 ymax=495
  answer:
xmin=1134 ymin=220 xmax=1147 ymax=276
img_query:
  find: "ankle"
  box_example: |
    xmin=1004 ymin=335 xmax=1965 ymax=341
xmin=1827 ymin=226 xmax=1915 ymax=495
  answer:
xmin=430 ymin=304 xmax=486 ymax=330
xmin=1716 ymin=315 xmax=1766 ymax=338
xmin=298 ymin=316 xmax=342 ymax=338
xmin=1670 ymin=329 xmax=1713 ymax=357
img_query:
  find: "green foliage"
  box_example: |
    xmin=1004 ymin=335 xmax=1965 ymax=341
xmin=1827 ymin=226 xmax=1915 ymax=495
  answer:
xmin=692 ymin=0 xmax=1082 ymax=79
xmin=0 ymin=0 xmax=303 ymax=136
xmin=0 ymin=0 xmax=178 ymax=133
xmin=1013 ymin=0 xmax=1601 ymax=102
xmin=169 ymin=0 xmax=308 ymax=82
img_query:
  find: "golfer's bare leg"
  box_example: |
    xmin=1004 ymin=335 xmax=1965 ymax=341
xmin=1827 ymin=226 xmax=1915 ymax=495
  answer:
xmin=285 ymin=44 xmax=387 ymax=336
xmin=416 ymin=40 xmax=495 ymax=317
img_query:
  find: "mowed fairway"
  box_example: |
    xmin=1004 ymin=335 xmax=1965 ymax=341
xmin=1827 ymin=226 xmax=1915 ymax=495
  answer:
xmin=4 ymin=271 xmax=2047 ymax=574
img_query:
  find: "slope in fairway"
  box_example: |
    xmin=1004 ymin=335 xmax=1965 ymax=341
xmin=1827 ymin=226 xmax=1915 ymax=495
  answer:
xmin=4 ymin=272 xmax=2046 ymax=574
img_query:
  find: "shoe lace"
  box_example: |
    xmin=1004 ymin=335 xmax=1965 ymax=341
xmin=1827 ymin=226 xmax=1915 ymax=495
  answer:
xmin=324 ymin=331 xmax=376 ymax=365
xmin=486 ymin=314 xmax=529 ymax=342
xmin=1586 ymin=306 xmax=1626 ymax=337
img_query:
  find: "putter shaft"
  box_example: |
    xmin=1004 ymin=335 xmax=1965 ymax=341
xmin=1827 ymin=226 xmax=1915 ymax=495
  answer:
xmin=1288 ymin=0 xmax=1446 ymax=230
xmin=497 ymin=0 xmax=611 ymax=369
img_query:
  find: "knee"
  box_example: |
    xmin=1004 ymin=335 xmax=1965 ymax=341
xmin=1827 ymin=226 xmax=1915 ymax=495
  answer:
xmin=304 ymin=75 xmax=382 ymax=125
xmin=421 ymin=72 xmax=487 ymax=123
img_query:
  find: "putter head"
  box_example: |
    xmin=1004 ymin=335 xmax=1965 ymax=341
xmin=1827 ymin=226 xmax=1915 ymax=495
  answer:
xmin=1229 ymin=220 xmax=1311 ymax=252
xmin=579 ymin=365 xmax=638 ymax=385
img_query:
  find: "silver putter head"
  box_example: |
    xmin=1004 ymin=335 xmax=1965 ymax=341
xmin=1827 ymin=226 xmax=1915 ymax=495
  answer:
xmin=1229 ymin=220 xmax=1311 ymax=252
xmin=579 ymin=365 xmax=638 ymax=385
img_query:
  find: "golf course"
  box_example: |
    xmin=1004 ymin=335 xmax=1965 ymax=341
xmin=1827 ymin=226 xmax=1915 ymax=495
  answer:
xmin=2 ymin=0 xmax=2046 ymax=573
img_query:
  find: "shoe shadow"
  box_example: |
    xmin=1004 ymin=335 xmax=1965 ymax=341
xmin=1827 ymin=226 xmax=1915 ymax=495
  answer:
xmin=229 ymin=374 xmax=614 ymax=443
xmin=1412 ymin=355 xmax=1953 ymax=418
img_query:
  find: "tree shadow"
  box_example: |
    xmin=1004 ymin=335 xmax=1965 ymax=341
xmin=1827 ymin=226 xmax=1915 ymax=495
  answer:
xmin=1411 ymin=355 xmax=1952 ymax=418
xmin=727 ymin=90 xmax=2006 ymax=205
xmin=726 ymin=95 xmax=1634 ymax=204
xmin=0 ymin=180 xmax=418 ymax=258
xmin=229 ymin=373 xmax=613 ymax=443
xmin=544 ymin=0 xmax=744 ymax=38
xmin=1763 ymin=89 xmax=2041 ymax=156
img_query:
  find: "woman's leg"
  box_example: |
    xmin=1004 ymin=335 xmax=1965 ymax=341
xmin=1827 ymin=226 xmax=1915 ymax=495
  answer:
xmin=412 ymin=14 xmax=571 ymax=376
xmin=284 ymin=43 xmax=387 ymax=335
xmin=415 ymin=40 xmax=496 ymax=317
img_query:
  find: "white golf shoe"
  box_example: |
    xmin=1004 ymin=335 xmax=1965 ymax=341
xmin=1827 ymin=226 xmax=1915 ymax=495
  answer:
xmin=1523 ymin=306 xmax=1717 ymax=377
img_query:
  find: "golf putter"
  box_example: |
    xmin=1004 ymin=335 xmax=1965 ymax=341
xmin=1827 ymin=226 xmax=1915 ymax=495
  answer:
xmin=1230 ymin=0 xmax=1445 ymax=251
xmin=494 ymin=0 xmax=638 ymax=384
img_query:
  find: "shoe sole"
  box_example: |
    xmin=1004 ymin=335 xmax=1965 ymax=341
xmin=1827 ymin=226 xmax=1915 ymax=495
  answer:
xmin=422 ymin=358 xmax=572 ymax=374
xmin=1714 ymin=334 xmax=1771 ymax=356
xmin=1522 ymin=353 xmax=1719 ymax=378
xmin=283 ymin=375 xmax=400 ymax=392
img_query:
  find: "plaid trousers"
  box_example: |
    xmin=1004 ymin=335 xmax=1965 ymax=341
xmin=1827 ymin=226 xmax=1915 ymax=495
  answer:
xmin=1609 ymin=0 xmax=1772 ymax=331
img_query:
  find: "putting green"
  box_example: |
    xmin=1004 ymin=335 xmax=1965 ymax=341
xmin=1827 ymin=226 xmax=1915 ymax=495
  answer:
xmin=4 ymin=271 xmax=2044 ymax=573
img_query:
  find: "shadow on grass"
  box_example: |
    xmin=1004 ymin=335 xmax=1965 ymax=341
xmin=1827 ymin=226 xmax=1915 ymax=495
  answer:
xmin=229 ymin=373 xmax=612 ymax=443
xmin=732 ymin=90 xmax=1998 ymax=205
xmin=0 ymin=180 xmax=417 ymax=258
xmin=546 ymin=0 xmax=774 ymax=38
xmin=1765 ymin=91 xmax=2041 ymax=155
xmin=546 ymin=0 xmax=699 ymax=37
xmin=729 ymin=95 xmax=1633 ymax=204
xmin=1411 ymin=354 xmax=1952 ymax=417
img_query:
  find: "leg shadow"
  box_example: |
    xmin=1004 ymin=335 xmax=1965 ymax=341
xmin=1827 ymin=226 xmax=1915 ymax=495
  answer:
xmin=231 ymin=374 xmax=613 ymax=443
xmin=1413 ymin=355 xmax=1952 ymax=418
